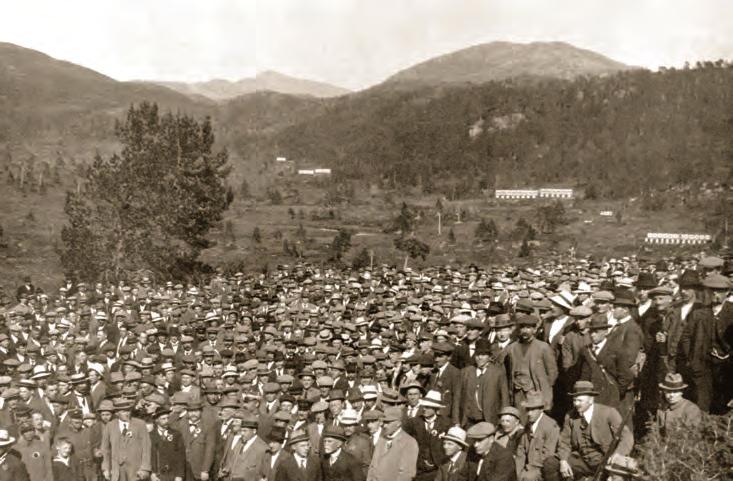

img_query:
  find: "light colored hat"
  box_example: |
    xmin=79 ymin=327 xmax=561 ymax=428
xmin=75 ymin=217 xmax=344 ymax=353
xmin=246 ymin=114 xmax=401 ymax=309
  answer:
xmin=549 ymin=290 xmax=575 ymax=310
xmin=361 ymin=385 xmax=379 ymax=400
xmin=419 ymin=390 xmax=446 ymax=410
xmin=338 ymin=408 xmax=360 ymax=425
xmin=0 ymin=430 xmax=16 ymax=446
xmin=440 ymin=426 xmax=468 ymax=447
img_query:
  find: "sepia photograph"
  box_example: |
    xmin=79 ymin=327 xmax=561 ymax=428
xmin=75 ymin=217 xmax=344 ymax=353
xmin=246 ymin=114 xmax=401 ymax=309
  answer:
xmin=0 ymin=1 xmax=731 ymax=480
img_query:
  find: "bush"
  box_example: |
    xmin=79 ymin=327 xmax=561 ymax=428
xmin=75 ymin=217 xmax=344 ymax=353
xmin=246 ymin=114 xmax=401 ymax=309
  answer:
xmin=635 ymin=412 xmax=732 ymax=481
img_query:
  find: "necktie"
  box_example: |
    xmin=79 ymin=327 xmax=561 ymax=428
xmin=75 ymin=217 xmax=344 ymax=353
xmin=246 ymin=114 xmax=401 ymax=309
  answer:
xmin=299 ymin=459 xmax=306 ymax=470
xmin=581 ymin=417 xmax=589 ymax=429
xmin=122 ymin=423 xmax=128 ymax=436
xmin=448 ymin=460 xmax=454 ymax=473
xmin=386 ymin=439 xmax=392 ymax=450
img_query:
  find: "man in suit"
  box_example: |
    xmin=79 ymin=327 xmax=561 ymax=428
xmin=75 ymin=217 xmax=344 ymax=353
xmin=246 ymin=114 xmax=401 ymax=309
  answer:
xmin=367 ymin=406 xmax=418 ymax=481
xmin=274 ymin=430 xmax=321 ymax=481
xmin=435 ymin=426 xmax=470 ymax=481
xmin=515 ymin=392 xmax=560 ymax=481
xmin=465 ymin=422 xmax=516 ymax=481
xmin=321 ymin=427 xmax=364 ymax=481
xmin=260 ymin=427 xmax=288 ymax=481
xmin=427 ymin=342 xmax=461 ymax=424
xmin=340 ymin=409 xmax=372 ymax=478
xmin=578 ymin=315 xmax=634 ymax=410
xmin=403 ymin=390 xmax=451 ymax=481
xmin=543 ymin=381 xmax=633 ymax=481
xmin=0 ymin=428 xmax=30 ymax=481
xmin=174 ymin=400 xmax=214 ymax=481
xmin=149 ymin=407 xmax=186 ymax=481
xmin=458 ymin=340 xmax=509 ymax=427
xmin=219 ymin=412 xmax=268 ymax=481
xmin=101 ymin=398 xmax=152 ymax=481
xmin=450 ymin=317 xmax=480 ymax=369
xmin=505 ymin=314 xmax=558 ymax=419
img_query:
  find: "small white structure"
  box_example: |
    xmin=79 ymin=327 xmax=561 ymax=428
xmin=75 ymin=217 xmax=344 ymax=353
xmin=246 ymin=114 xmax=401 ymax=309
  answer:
xmin=539 ymin=188 xmax=574 ymax=199
xmin=314 ymin=168 xmax=332 ymax=175
xmin=276 ymin=156 xmax=287 ymax=162
xmin=495 ymin=189 xmax=539 ymax=199
xmin=600 ymin=211 xmax=614 ymax=217
xmin=297 ymin=169 xmax=315 ymax=175
xmin=645 ymin=233 xmax=712 ymax=245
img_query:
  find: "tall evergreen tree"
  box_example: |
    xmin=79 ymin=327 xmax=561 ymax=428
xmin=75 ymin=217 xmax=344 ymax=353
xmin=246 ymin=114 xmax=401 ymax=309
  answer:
xmin=59 ymin=102 xmax=232 ymax=281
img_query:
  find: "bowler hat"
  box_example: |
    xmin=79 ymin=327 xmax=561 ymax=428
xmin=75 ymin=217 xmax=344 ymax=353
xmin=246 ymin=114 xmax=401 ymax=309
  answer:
xmin=658 ymin=372 xmax=688 ymax=391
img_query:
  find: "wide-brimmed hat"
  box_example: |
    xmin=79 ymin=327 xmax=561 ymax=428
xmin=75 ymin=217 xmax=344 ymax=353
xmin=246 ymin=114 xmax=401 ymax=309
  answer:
xmin=568 ymin=381 xmax=599 ymax=397
xmin=287 ymin=429 xmax=310 ymax=446
xmin=612 ymin=289 xmax=637 ymax=307
xmin=492 ymin=314 xmax=514 ymax=329
xmin=338 ymin=408 xmax=360 ymax=425
xmin=549 ymin=291 xmax=575 ymax=310
xmin=382 ymin=406 xmax=403 ymax=423
xmin=588 ymin=314 xmax=610 ymax=331
xmin=635 ymin=272 xmax=658 ymax=289
xmin=322 ymin=426 xmax=346 ymax=441
xmin=439 ymin=426 xmax=468 ymax=447
xmin=418 ymin=390 xmax=445 ymax=410
xmin=399 ymin=380 xmax=425 ymax=396
xmin=658 ymin=373 xmax=688 ymax=391
xmin=0 ymin=429 xmax=16 ymax=446
xmin=113 ymin=399 xmax=135 ymax=411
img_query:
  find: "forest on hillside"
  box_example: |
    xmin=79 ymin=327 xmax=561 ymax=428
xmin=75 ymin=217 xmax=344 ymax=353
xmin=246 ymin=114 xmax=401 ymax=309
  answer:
xmin=244 ymin=62 xmax=733 ymax=199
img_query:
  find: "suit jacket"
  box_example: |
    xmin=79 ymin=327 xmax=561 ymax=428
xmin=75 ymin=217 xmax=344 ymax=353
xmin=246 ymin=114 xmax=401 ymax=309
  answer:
xmin=343 ymin=433 xmax=372 ymax=477
xmin=101 ymin=417 xmax=152 ymax=481
xmin=306 ymin=422 xmax=324 ymax=457
xmin=434 ymin=451 xmax=470 ymax=481
xmin=367 ymin=429 xmax=419 ymax=481
xmin=178 ymin=419 xmax=215 ymax=480
xmin=224 ymin=435 xmax=268 ymax=481
xmin=322 ymin=450 xmax=365 ymax=481
xmin=260 ymin=449 xmax=287 ymax=481
xmin=451 ymin=340 xmax=475 ymax=370
xmin=469 ymin=443 xmax=516 ymax=481
xmin=0 ymin=449 xmax=31 ymax=481
xmin=149 ymin=428 xmax=186 ymax=480
xmin=458 ymin=364 xmax=509 ymax=425
xmin=90 ymin=382 xmax=107 ymax=410
xmin=274 ymin=452 xmax=321 ymax=481
xmin=557 ymin=403 xmax=633 ymax=462
xmin=516 ymin=414 xmax=560 ymax=475
xmin=428 ymin=363 xmax=462 ymax=424
xmin=403 ymin=415 xmax=452 ymax=476
xmin=505 ymin=339 xmax=558 ymax=410
xmin=579 ymin=343 xmax=634 ymax=408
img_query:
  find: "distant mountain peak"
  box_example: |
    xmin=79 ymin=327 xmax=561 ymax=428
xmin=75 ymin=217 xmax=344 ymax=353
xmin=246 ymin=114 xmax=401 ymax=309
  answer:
xmin=383 ymin=40 xmax=635 ymax=86
xmin=150 ymin=70 xmax=350 ymax=101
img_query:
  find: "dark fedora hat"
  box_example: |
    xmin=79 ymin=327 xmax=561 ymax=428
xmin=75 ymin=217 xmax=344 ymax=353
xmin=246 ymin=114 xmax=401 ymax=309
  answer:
xmin=612 ymin=289 xmax=637 ymax=307
xmin=678 ymin=270 xmax=701 ymax=289
xmin=635 ymin=272 xmax=658 ymax=289
xmin=658 ymin=372 xmax=688 ymax=391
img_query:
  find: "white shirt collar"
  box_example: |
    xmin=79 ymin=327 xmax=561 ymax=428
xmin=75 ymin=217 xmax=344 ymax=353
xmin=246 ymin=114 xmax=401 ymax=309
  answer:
xmin=593 ymin=339 xmax=607 ymax=354
xmin=531 ymin=413 xmax=543 ymax=433
xmin=582 ymin=404 xmax=594 ymax=424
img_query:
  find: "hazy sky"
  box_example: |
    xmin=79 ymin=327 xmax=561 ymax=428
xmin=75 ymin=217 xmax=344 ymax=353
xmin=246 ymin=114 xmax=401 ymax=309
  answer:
xmin=1 ymin=0 xmax=730 ymax=90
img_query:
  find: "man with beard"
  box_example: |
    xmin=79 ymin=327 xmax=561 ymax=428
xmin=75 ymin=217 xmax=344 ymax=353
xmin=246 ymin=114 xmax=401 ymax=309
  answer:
xmin=505 ymin=314 xmax=557 ymax=420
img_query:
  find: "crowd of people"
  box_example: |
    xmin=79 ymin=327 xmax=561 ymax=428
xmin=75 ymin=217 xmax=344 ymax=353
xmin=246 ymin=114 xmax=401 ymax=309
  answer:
xmin=0 ymin=252 xmax=731 ymax=481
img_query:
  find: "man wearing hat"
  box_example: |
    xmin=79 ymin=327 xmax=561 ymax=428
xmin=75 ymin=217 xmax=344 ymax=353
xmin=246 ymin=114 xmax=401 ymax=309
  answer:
xmin=56 ymin=408 xmax=97 ymax=481
xmin=219 ymin=412 xmax=268 ymax=481
xmin=577 ymin=314 xmax=633 ymax=410
xmin=321 ymin=426 xmax=364 ymax=481
xmin=101 ymin=399 xmax=152 ymax=481
xmin=403 ymin=390 xmax=451 ymax=481
xmin=176 ymin=400 xmax=215 ymax=481
xmin=655 ymin=373 xmax=701 ymax=436
xmin=260 ymin=427 xmax=287 ymax=481
xmin=427 ymin=341 xmax=461 ymax=425
xmin=435 ymin=426 xmax=469 ymax=481
xmin=149 ymin=407 xmax=185 ymax=481
xmin=367 ymin=406 xmax=418 ymax=481
xmin=340 ymin=409 xmax=371 ymax=478
xmin=516 ymin=391 xmax=560 ymax=481
xmin=505 ymin=315 xmax=557 ymax=415
xmin=543 ymin=381 xmax=633 ymax=481
xmin=459 ymin=339 xmax=509 ymax=427
xmin=274 ymin=429 xmax=321 ymax=481
xmin=465 ymin=422 xmax=516 ymax=481
xmin=679 ymin=273 xmax=733 ymax=413
xmin=0 ymin=428 xmax=29 ymax=481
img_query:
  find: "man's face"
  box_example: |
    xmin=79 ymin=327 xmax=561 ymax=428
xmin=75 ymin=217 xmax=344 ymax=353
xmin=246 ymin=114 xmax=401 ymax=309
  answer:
xmin=664 ymin=390 xmax=684 ymax=405
xmin=595 ymin=300 xmax=611 ymax=313
xmin=473 ymin=435 xmax=494 ymax=456
xmin=240 ymin=426 xmax=256 ymax=441
xmin=495 ymin=327 xmax=513 ymax=343
xmin=323 ymin=437 xmax=342 ymax=454
xmin=499 ymin=414 xmax=519 ymax=433
xmin=117 ymin=409 xmax=131 ymax=421
xmin=526 ymin=407 xmax=543 ymax=423
xmin=518 ymin=326 xmax=536 ymax=342
xmin=406 ymin=388 xmax=421 ymax=407
xmin=442 ymin=439 xmax=462 ymax=457
xmin=652 ymin=294 xmax=673 ymax=312
xmin=382 ymin=418 xmax=401 ymax=436
xmin=590 ymin=329 xmax=607 ymax=345
xmin=573 ymin=395 xmax=593 ymax=414
xmin=328 ymin=400 xmax=343 ymax=417
xmin=293 ymin=440 xmax=310 ymax=458
xmin=156 ymin=414 xmax=169 ymax=429
xmin=367 ymin=419 xmax=382 ymax=435
xmin=475 ymin=353 xmax=490 ymax=368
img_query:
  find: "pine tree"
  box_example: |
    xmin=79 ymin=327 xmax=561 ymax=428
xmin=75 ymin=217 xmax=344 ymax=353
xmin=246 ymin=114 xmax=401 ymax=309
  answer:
xmin=59 ymin=102 xmax=231 ymax=280
xmin=352 ymin=248 xmax=371 ymax=269
xmin=252 ymin=227 xmax=262 ymax=244
xmin=328 ymin=229 xmax=352 ymax=261
xmin=448 ymin=228 xmax=456 ymax=244
xmin=518 ymin=237 xmax=531 ymax=258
